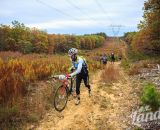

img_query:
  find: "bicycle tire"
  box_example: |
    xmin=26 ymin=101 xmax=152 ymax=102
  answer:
xmin=54 ymin=85 xmax=68 ymax=112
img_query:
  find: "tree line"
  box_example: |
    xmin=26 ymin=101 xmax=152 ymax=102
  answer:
xmin=124 ymin=0 xmax=160 ymax=55
xmin=0 ymin=21 xmax=106 ymax=54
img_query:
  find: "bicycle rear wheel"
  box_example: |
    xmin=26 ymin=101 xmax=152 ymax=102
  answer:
xmin=54 ymin=85 xmax=68 ymax=112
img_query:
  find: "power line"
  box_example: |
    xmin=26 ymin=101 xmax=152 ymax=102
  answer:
xmin=36 ymin=0 xmax=125 ymax=36
xmin=110 ymin=25 xmax=122 ymax=36
xmin=110 ymin=25 xmax=123 ymax=52
xmin=66 ymin=0 xmax=97 ymax=21
xmin=36 ymin=0 xmax=80 ymax=21
xmin=36 ymin=0 xmax=105 ymax=27
xmin=94 ymin=0 xmax=113 ymax=24
xmin=65 ymin=0 xmax=110 ymax=26
xmin=93 ymin=0 xmax=126 ymax=35
xmin=36 ymin=0 xmax=112 ymax=28
xmin=94 ymin=1 xmax=126 ymax=28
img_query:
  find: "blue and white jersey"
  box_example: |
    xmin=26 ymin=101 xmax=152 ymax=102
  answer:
xmin=70 ymin=56 xmax=86 ymax=77
xmin=72 ymin=61 xmax=79 ymax=69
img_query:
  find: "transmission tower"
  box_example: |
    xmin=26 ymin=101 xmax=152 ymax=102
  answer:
xmin=110 ymin=25 xmax=123 ymax=53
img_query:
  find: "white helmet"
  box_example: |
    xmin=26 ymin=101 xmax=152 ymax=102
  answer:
xmin=68 ymin=48 xmax=78 ymax=56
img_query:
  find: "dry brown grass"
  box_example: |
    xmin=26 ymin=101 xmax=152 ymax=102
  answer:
xmin=0 ymin=51 xmax=22 ymax=61
xmin=101 ymin=64 xmax=120 ymax=83
xmin=0 ymin=54 xmax=70 ymax=106
xmin=86 ymin=39 xmax=127 ymax=60
xmin=0 ymin=51 xmax=103 ymax=106
xmin=128 ymin=60 xmax=156 ymax=75
xmin=128 ymin=64 xmax=141 ymax=75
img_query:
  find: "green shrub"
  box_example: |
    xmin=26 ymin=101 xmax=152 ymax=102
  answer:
xmin=120 ymin=59 xmax=130 ymax=70
xmin=0 ymin=105 xmax=19 ymax=120
xmin=141 ymin=83 xmax=160 ymax=110
xmin=127 ymin=48 xmax=149 ymax=62
xmin=134 ymin=127 xmax=143 ymax=130
xmin=27 ymin=113 xmax=40 ymax=123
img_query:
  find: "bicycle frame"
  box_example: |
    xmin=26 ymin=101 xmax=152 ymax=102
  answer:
xmin=51 ymin=75 xmax=76 ymax=112
xmin=53 ymin=75 xmax=76 ymax=95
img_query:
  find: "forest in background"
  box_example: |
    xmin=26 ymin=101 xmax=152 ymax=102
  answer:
xmin=0 ymin=21 xmax=106 ymax=54
xmin=123 ymin=0 xmax=160 ymax=55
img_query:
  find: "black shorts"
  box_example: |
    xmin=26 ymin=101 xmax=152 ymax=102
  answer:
xmin=76 ymin=73 xmax=90 ymax=95
xmin=103 ymin=61 xmax=107 ymax=64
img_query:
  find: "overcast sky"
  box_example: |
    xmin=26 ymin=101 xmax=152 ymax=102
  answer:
xmin=0 ymin=0 xmax=145 ymax=36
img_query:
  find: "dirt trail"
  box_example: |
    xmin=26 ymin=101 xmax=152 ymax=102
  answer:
xmin=36 ymin=62 xmax=138 ymax=130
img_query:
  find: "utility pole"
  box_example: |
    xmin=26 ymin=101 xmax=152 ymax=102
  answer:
xmin=110 ymin=25 xmax=123 ymax=53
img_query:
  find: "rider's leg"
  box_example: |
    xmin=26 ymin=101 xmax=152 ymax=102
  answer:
xmin=75 ymin=74 xmax=82 ymax=105
xmin=83 ymin=75 xmax=91 ymax=96
xmin=76 ymin=74 xmax=82 ymax=95
xmin=83 ymin=75 xmax=90 ymax=89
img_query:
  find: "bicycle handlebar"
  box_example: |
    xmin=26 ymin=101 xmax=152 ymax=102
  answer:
xmin=49 ymin=75 xmax=75 ymax=81
xmin=48 ymin=74 xmax=70 ymax=80
xmin=48 ymin=75 xmax=58 ymax=80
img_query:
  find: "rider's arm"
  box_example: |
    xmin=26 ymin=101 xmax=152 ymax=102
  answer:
xmin=69 ymin=59 xmax=75 ymax=72
xmin=70 ymin=59 xmax=83 ymax=77
xmin=68 ymin=66 xmax=75 ymax=72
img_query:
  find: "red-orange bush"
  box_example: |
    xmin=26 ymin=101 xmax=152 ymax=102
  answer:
xmin=0 ymin=59 xmax=26 ymax=106
xmin=0 ymin=51 xmax=103 ymax=106
xmin=0 ymin=54 xmax=71 ymax=106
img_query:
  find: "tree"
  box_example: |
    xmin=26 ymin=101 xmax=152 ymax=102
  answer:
xmin=0 ymin=21 xmax=105 ymax=53
xmin=48 ymin=34 xmax=56 ymax=54
xmin=124 ymin=32 xmax=136 ymax=45
xmin=31 ymin=29 xmax=49 ymax=53
xmin=0 ymin=25 xmax=11 ymax=51
xmin=18 ymin=40 xmax=33 ymax=53
xmin=80 ymin=37 xmax=85 ymax=49
xmin=132 ymin=0 xmax=160 ymax=54
xmin=5 ymin=37 xmax=17 ymax=51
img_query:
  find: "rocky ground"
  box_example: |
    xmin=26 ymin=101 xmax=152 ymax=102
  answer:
xmin=132 ymin=64 xmax=160 ymax=88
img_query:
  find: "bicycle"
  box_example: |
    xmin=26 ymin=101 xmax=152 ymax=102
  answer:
xmin=50 ymin=74 xmax=76 ymax=112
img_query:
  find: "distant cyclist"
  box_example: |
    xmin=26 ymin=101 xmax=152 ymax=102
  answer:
xmin=100 ymin=53 xmax=108 ymax=65
xmin=111 ymin=52 xmax=115 ymax=64
xmin=67 ymin=48 xmax=91 ymax=105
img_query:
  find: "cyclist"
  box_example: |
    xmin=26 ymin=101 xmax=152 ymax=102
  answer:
xmin=100 ymin=53 xmax=108 ymax=65
xmin=67 ymin=48 xmax=91 ymax=105
xmin=111 ymin=52 xmax=115 ymax=64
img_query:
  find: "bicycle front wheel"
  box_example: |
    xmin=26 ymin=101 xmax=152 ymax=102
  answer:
xmin=54 ymin=85 xmax=68 ymax=112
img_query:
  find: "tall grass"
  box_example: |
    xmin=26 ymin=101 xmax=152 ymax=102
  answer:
xmin=0 ymin=51 xmax=22 ymax=61
xmin=0 ymin=54 xmax=70 ymax=106
xmin=0 ymin=52 xmax=102 ymax=106
xmin=101 ymin=65 xmax=120 ymax=83
xmin=0 ymin=59 xmax=26 ymax=106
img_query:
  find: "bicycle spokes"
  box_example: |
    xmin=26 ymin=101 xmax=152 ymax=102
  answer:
xmin=59 ymin=87 xmax=65 ymax=95
xmin=53 ymin=76 xmax=76 ymax=112
xmin=54 ymin=86 xmax=68 ymax=112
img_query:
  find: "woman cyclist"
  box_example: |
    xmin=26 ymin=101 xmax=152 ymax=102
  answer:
xmin=67 ymin=48 xmax=91 ymax=105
